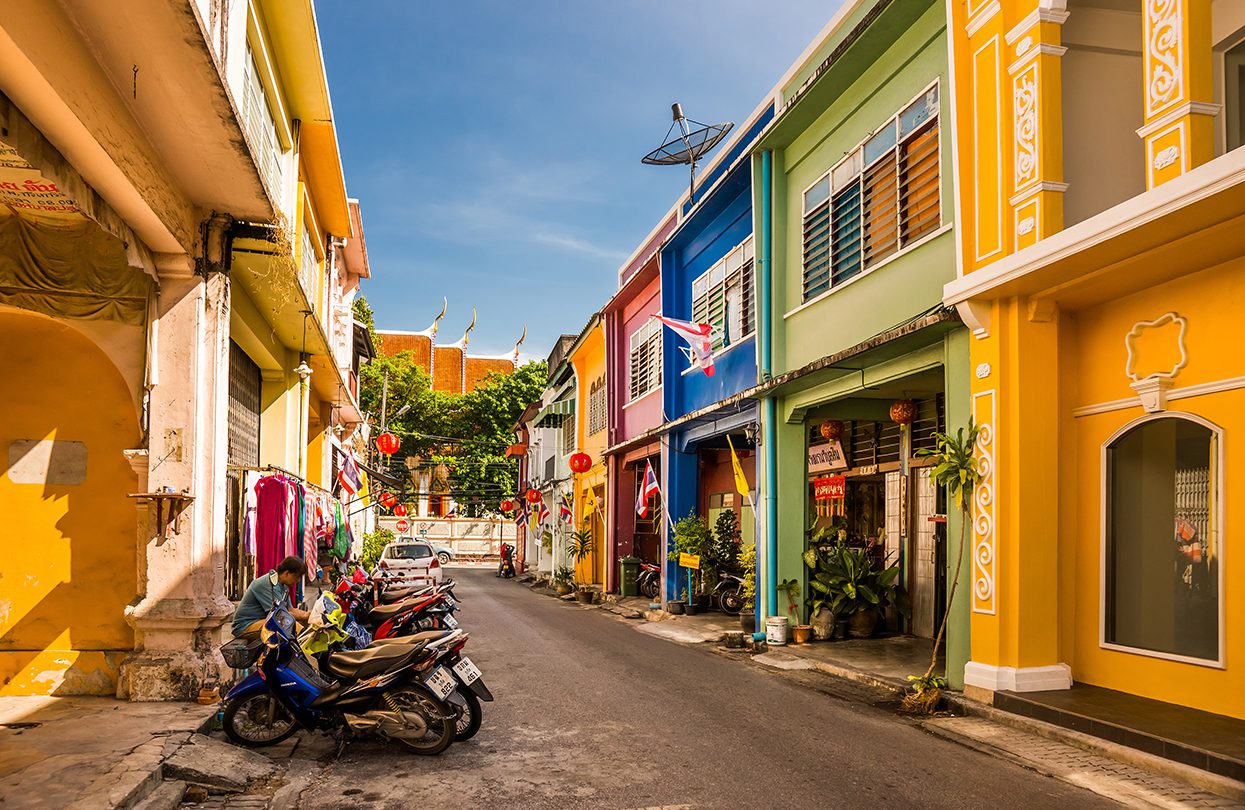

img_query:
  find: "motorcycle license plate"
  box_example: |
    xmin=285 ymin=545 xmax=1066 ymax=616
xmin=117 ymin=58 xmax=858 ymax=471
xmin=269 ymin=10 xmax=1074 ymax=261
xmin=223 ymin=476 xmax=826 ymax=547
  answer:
xmin=443 ymin=613 xmax=459 ymax=629
xmin=424 ymin=666 xmax=456 ymax=700
xmin=452 ymin=656 xmax=482 ymax=685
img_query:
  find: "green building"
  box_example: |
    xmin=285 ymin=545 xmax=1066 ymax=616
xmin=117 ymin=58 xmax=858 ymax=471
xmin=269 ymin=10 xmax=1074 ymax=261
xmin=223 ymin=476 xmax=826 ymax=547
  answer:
xmin=751 ymin=0 xmax=971 ymax=686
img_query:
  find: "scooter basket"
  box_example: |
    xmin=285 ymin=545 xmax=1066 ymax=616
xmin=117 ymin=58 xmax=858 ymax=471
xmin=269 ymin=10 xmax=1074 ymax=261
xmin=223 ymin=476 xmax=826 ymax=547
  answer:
xmin=220 ymin=638 xmax=262 ymax=669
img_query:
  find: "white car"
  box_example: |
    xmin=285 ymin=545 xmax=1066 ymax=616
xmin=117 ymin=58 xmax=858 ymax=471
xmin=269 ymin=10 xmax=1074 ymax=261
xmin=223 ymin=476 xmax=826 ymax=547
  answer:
xmin=376 ymin=541 xmax=444 ymax=585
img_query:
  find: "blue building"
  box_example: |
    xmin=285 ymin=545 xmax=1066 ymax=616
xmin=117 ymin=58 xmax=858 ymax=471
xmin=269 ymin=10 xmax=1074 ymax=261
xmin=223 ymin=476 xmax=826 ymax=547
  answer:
xmin=659 ymin=104 xmax=773 ymax=601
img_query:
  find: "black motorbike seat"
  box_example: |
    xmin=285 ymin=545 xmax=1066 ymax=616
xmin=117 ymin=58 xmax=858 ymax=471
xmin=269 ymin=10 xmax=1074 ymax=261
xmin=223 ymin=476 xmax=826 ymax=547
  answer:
xmin=370 ymin=630 xmax=453 ymax=645
xmin=367 ymin=601 xmax=416 ymax=623
xmin=379 ymin=585 xmax=432 ymax=604
xmin=324 ymin=643 xmax=421 ymax=680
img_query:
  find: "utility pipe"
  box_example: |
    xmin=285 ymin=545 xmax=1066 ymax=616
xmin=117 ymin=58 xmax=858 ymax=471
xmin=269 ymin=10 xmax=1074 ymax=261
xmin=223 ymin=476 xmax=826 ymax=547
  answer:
xmin=758 ymin=150 xmax=778 ymax=621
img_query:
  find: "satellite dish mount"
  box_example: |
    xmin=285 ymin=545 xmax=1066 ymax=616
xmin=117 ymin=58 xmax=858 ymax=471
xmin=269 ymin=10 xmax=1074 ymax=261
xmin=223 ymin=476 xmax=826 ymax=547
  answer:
xmin=642 ymin=103 xmax=734 ymax=206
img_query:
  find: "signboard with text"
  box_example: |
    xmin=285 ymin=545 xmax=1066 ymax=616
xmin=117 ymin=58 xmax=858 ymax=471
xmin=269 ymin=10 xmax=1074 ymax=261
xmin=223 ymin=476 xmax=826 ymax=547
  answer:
xmin=678 ymin=552 xmax=701 ymax=570
xmin=813 ymin=475 xmax=846 ymax=501
xmin=807 ymin=440 xmax=848 ymax=473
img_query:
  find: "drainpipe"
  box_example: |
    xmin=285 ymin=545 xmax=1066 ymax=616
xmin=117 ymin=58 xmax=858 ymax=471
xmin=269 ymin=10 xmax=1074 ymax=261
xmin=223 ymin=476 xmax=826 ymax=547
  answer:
xmin=758 ymin=150 xmax=778 ymax=623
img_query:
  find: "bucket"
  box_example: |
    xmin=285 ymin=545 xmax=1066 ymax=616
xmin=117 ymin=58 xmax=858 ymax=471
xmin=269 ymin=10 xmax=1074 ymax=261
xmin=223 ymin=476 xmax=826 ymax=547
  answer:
xmin=765 ymin=616 xmax=789 ymax=645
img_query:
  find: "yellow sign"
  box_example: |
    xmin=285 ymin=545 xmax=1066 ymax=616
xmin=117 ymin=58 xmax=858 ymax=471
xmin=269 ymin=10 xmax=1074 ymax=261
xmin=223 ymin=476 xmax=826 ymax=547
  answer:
xmin=678 ymin=552 xmax=700 ymax=570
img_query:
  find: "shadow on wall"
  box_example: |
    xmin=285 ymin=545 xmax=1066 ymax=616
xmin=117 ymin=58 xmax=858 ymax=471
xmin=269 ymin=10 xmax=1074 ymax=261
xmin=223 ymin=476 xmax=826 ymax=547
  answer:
xmin=0 ymin=309 xmax=140 ymax=695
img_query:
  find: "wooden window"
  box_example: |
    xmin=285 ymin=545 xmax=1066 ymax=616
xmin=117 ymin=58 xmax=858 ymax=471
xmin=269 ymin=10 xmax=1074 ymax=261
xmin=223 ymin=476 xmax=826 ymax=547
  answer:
xmin=588 ymin=377 xmax=606 ymax=436
xmin=692 ymin=237 xmax=755 ymax=351
xmin=628 ymin=320 xmax=661 ymax=401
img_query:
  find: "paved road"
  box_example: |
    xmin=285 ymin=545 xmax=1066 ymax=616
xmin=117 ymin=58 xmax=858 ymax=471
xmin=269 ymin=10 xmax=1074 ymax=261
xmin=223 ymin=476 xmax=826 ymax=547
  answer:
xmin=298 ymin=569 xmax=1116 ymax=809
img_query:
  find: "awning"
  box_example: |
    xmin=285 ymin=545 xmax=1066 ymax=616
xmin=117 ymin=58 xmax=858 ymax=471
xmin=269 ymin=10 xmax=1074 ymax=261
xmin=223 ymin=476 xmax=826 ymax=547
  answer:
xmin=534 ymin=398 xmax=575 ymax=427
xmin=504 ymin=442 xmax=528 ymax=458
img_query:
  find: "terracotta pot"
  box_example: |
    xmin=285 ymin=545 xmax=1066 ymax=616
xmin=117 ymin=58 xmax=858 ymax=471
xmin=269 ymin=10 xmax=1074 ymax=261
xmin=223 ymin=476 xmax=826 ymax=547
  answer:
xmin=556 ymin=583 xmax=574 ymax=596
xmin=848 ymin=609 xmax=879 ymax=639
xmin=791 ymin=624 xmax=813 ymax=644
xmin=575 ymin=590 xmax=594 ymax=605
xmin=667 ymin=600 xmax=686 ymax=615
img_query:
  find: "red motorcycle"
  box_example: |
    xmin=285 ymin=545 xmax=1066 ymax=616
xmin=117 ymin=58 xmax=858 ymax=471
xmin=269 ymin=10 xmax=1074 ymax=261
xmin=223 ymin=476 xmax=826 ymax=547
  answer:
xmin=637 ymin=561 xmax=661 ymax=600
xmin=334 ymin=577 xmax=460 ymax=639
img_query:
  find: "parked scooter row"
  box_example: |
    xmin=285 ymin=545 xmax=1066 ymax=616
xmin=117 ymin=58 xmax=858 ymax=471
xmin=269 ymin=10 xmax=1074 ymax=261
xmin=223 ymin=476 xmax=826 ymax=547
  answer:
xmin=218 ymin=572 xmax=491 ymax=755
xmin=636 ymin=561 xmax=746 ymax=615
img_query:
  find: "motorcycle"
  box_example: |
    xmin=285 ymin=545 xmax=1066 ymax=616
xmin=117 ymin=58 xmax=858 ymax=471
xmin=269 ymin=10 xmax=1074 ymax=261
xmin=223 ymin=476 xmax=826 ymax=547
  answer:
xmin=637 ymin=561 xmax=661 ymax=600
xmin=220 ymin=607 xmax=460 ymax=755
xmin=714 ymin=571 xmax=746 ymax=616
xmin=497 ymin=543 xmax=515 ymax=578
xmin=335 ymin=580 xmax=462 ymax=638
xmin=371 ymin=629 xmax=493 ymax=741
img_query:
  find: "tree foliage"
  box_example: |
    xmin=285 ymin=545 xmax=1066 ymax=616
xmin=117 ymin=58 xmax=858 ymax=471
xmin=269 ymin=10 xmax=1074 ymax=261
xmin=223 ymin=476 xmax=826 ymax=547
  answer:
xmin=354 ymin=297 xmax=547 ymax=516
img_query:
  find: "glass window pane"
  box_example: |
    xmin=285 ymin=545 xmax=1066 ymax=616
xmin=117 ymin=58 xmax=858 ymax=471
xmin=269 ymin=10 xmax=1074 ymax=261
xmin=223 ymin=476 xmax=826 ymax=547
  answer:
xmin=864 ymin=121 xmax=897 ymax=165
xmin=900 ymin=86 xmax=940 ymax=139
xmin=804 ymin=177 xmax=831 ymax=213
xmin=832 ymin=151 xmax=861 ymax=189
xmin=1106 ymin=418 xmax=1219 ymax=661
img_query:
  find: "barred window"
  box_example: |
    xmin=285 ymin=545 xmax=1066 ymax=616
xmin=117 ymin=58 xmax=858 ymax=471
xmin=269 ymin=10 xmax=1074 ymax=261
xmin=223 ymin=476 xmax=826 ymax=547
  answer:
xmin=628 ymin=319 xmax=662 ymax=401
xmin=588 ymin=377 xmax=606 ymax=435
xmin=242 ymin=45 xmax=283 ymax=199
xmin=560 ymin=410 xmax=575 ymax=456
xmin=801 ymin=83 xmax=940 ymax=302
xmin=691 ymin=237 xmax=755 ymax=351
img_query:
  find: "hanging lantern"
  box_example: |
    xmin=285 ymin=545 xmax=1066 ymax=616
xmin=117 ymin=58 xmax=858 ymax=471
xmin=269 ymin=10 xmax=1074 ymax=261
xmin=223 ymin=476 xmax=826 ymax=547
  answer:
xmin=500 ymin=499 xmax=515 ymax=513
xmin=889 ymin=399 xmax=917 ymax=426
xmin=377 ymin=432 xmax=400 ymax=455
xmin=819 ymin=420 xmax=844 ymax=442
xmin=569 ymin=452 xmax=592 ymax=474
xmin=393 ymin=503 xmax=409 ymax=517
xmin=525 ymin=488 xmax=542 ymax=505
xmin=378 ymin=491 xmax=397 ymax=509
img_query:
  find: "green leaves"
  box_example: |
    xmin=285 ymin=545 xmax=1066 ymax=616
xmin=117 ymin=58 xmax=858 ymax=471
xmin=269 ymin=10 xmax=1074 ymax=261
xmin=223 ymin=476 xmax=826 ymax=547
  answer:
xmin=919 ymin=418 xmax=980 ymax=518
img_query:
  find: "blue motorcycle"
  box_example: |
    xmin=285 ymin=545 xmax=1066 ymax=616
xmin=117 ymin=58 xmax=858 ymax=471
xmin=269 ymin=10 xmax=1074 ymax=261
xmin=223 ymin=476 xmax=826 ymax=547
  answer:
xmin=221 ymin=608 xmax=462 ymax=755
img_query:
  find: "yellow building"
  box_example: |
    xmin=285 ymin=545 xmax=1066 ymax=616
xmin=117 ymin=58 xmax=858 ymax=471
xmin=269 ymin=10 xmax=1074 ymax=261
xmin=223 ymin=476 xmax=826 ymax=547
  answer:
xmin=945 ymin=0 xmax=1245 ymax=720
xmin=569 ymin=314 xmax=608 ymax=587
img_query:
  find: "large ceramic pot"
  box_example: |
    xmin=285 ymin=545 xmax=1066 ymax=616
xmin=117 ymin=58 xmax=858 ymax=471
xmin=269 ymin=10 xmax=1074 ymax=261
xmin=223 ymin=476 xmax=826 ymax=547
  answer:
xmin=667 ymin=600 xmax=686 ymax=615
xmin=791 ymin=624 xmax=813 ymax=644
xmin=811 ymin=607 xmax=835 ymax=641
xmin=740 ymin=612 xmax=757 ymax=634
xmin=575 ymin=589 xmax=595 ymax=605
xmin=556 ymin=583 xmax=574 ymax=596
xmin=848 ymin=608 xmax=879 ymax=639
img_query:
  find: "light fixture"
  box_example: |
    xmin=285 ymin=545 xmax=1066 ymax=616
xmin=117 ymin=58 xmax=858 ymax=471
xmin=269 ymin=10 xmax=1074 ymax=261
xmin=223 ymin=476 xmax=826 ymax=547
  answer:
xmin=294 ymin=353 xmax=313 ymax=382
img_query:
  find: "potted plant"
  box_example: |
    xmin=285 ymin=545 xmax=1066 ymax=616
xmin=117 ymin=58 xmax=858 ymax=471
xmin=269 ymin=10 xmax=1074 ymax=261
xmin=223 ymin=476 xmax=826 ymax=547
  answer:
xmin=904 ymin=421 xmax=980 ymax=714
xmin=803 ymin=523 xmax=845 ymax=640
xmin=810 ymin=539 xmax=904 ymax=639
xmin=737 ymin=542 xmax=757 ymax=633
xmin=567 ymin=527 xmax=595 ymax=604
xmin=553 ymin=565 xmax=574 ymax=596
xmin=668 ymin=512 xmax=712 ymax=612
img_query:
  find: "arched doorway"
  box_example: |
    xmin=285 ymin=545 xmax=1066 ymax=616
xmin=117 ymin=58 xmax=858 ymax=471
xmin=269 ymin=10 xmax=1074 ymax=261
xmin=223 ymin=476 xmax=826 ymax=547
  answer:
xmin=0 ymin=310 xmax=140 ymax=694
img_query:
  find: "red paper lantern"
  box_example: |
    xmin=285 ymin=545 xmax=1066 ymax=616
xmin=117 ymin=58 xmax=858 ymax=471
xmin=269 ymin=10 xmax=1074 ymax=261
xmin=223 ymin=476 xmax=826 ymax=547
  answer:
xmin=376 ymin=432 xmax=400 ymax=455
xmin=500 ymin=499 xmax=515 ymax=513
xmin=569 ymin=452 xmax=592 ymax=473
xmin=378 ymin=491 xmax=397 ymax=509
xmin=393 ymin=503 xmax=408 ymax=517
xmin=819 ymin=420 xmax=844 ymax=442
xmin=525 ymin=488 xmax=542 ymax=505
xmin=889 ymin=399 xmax=917 ymax=426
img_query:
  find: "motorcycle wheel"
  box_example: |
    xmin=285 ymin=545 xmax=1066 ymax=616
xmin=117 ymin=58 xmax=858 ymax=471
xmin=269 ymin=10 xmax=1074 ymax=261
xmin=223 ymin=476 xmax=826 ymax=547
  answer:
xmin=720 ymin=589 xmax=745 ymax=616
xmin=388 ymin=686 xmax=455 ymax=755
xmin=222 ymin=694 xmax=298 ymax=747
xmin=452 ymin=687 xmax=482 ymax=742
xmin=640 ymin=578 xmax=659 ymax=600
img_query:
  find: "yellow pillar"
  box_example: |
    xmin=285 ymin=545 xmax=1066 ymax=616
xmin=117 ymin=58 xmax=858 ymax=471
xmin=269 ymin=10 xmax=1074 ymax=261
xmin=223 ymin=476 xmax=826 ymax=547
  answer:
xmin=1139 ymin=0 xmax=1215 ymax=188
xmin=964 ymin=297 xmax=1070 ymax=695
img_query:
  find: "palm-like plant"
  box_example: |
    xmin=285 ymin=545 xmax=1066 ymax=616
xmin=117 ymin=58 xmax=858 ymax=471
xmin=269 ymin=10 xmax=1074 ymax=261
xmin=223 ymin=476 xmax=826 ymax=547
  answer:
xmin=567 ymin=526 xmax=595 ymax=588
xmin=906 ymin=420 xmax=981 ymax=711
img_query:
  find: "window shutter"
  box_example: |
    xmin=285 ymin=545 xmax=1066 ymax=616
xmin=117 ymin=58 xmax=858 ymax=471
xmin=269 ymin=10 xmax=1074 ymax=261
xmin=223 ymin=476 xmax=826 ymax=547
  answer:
xmin=831 ymin=181 xmax=863 ymax=286
xmin=863 ymin=155 xmax=899 ymax=267
xmin=802 ymin=201 xmax=832 ymax=300
xmin=900 ymin=121 xmax=940 ymax=245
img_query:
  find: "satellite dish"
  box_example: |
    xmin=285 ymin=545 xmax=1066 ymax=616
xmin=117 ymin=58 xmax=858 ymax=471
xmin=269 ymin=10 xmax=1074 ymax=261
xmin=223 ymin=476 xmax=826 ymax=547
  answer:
xmin=642 ymin=103 xmax=733 ymax=205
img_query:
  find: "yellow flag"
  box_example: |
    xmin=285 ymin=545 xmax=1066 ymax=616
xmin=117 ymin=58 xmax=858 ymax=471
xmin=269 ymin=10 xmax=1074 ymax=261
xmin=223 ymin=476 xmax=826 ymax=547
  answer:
xmin=727 ymin=435 xmax=750 ymax=499
xmin=584 ymin=487 xmax=598 ymax=516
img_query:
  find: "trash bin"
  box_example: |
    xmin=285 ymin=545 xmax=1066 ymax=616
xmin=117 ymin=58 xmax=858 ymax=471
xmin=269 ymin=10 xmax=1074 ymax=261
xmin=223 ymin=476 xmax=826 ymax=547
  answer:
xmin=618 ymin=556 xmax=641 ymax=597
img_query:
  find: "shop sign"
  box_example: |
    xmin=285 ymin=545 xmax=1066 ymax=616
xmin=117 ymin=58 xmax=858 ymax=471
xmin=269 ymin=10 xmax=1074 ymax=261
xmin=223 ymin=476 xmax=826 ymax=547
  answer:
xmin=678 ymin=552 xmax=700 ymax=570
xmin=807 ymin=440 xmax=847 ymax=473
xmin=813 ymin=476 xmax=846 ymax=500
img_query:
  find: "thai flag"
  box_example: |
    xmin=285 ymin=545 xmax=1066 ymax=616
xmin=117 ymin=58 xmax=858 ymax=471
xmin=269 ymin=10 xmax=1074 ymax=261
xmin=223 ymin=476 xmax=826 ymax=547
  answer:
xmin=337 ymin=450 xmax=363 ymax=495
xmin=559 ymin=495 xmax=573 ymax=525
xmin=655 ymin=315 xmax=715 ymax=377
xmin=539 ymin=501 xmax=551 ymax=525
xmin=445 ymin=502 xmax=458 ymax=518
xmin=636 ymin=460 xmax=660 ymax=517
xmin=513 ymin=505 xmax=526 ymax=527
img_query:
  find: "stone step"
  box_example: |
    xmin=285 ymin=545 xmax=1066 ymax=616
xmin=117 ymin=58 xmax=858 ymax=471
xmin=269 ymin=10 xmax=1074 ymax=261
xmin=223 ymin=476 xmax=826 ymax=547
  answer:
xmin=129 ymin=780 xmax=186 ymax=810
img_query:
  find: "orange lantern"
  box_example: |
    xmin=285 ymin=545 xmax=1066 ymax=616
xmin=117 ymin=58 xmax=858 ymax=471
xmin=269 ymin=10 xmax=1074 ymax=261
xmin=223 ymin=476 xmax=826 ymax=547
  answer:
xmin=378 ymin=491 xmax=397 ymax=509
xmin=377 ymin=432 xmax=400 ymax=455
xmin=500 ymin=499 xmax=515 ymax=513
xmin=393 ymin=503 xmax=409 ymax=517
xmin=819 ymin=420 xmax=844 ymax=442
xmin=569 ymin=452 xmax=592 ymax=473
xmin=889 ymin=400 xmax=917 ymax=426
xmin=525 ymin=488 xmax=542 ymax=505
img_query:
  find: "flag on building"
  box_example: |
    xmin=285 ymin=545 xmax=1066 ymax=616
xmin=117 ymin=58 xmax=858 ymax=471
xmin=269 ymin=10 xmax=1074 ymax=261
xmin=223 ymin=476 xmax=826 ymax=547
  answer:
xmin=513 ymin=504 xmax=527 ymax=527
xmin=559 ymin=493 xmax=573 ymax=524
xmin=636 ymin=459 xmax=660 ymax=517
xmin=444 ymin=502 xmax=458 ymax=518
xmin=337 ymin=449 xmax=363 ymax=495
xmin=584 ymin=487 xmax=600 ymax=516
xmin=655 ymin=315 xmax=715 ymax=377
xmin=726 ymin=435 xmax=750 ymax=499
xmin=539 ymin=501 xmax=551 ymax=525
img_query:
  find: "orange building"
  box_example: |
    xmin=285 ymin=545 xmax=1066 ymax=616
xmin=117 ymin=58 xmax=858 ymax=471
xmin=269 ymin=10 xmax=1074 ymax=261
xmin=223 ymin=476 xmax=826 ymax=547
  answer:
xmin=376 ymin=306 xmax=524 ymax=394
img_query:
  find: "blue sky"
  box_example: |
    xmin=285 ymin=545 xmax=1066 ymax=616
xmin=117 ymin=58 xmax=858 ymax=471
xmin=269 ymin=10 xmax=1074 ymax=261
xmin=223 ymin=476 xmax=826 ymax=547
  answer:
xmin=316 ymin=1 xmax=841 ymax=361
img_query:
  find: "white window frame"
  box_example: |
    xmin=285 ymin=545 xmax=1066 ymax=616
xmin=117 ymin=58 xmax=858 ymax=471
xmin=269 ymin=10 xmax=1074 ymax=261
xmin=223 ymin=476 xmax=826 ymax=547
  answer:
xmin=1098 ymin=411 xmax=1226 ymax=669
xmin=628 ymin=319 xmax=662 ymax=403
xmin=690 ymin=236 xmax=755 ymax=352
xmin=799 ymin=80 xmax=943 ymax=304
xmin=588 ymin=377 xmax=606 ymax=436
xmin=242 ymin=42 xmax=284 ymax=200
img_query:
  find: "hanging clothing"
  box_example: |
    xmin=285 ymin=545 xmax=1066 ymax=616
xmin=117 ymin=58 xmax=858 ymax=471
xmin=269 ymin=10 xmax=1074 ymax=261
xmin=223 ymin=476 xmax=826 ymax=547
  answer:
xmin=254 ymin=475 xmax=297 ymax=576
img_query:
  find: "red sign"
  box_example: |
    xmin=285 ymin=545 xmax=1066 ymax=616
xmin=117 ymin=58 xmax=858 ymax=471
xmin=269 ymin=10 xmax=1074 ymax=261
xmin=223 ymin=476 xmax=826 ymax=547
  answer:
xmin=813 ymin=475 xmax=846 ymax=501
xmin=395 ymin=519 xmax=410 ymax=533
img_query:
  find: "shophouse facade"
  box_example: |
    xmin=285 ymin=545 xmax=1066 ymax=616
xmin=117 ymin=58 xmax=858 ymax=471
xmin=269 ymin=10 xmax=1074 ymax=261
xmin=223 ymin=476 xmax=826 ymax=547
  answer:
xmin=658 ymin=107 xmax=775 ymax=601
xmin=752 ymin=0 xmax=972 ymax=684
xmin=602 ymin=212 xmax=677 ymax=590
xmin=943 ymin=0 xmax=1245 ymax=718
xmin=521 ymin=334 xmax=578 ymax=576
xmin=569 ymin=314 xmax=608 ymax=586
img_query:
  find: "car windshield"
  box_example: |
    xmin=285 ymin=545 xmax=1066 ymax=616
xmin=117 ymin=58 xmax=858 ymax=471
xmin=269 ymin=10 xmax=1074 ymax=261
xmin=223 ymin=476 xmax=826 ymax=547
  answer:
xmin=387 ymin=544 xmax=432 ymax=560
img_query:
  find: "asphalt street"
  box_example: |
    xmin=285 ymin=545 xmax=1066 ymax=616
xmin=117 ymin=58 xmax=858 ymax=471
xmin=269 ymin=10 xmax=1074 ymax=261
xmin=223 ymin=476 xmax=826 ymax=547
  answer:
xmin=298 ymin=568 xmax=1117 ymax=810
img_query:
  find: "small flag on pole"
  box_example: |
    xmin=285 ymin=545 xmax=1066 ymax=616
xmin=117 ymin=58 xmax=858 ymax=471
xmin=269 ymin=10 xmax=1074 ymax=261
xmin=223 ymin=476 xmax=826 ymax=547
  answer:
xmin=337 ymin=450 xmax=363 ymax=495
xmin=727 ymin=435 xmax=750 ymax=499
xmin=444 ymin=502 xmax=458 ymax=518
xmin=655 ymin=315 xmax=715 ymax=377
xmin=559 ymin=493 xmax=574 ymax=525
xmin=636 ymin=460 xmax=660 ymax=517
xmin=539 ymin=501 xmax=551 ymax=525
xmin=513 ymin=506 xmax=526 ymax=527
